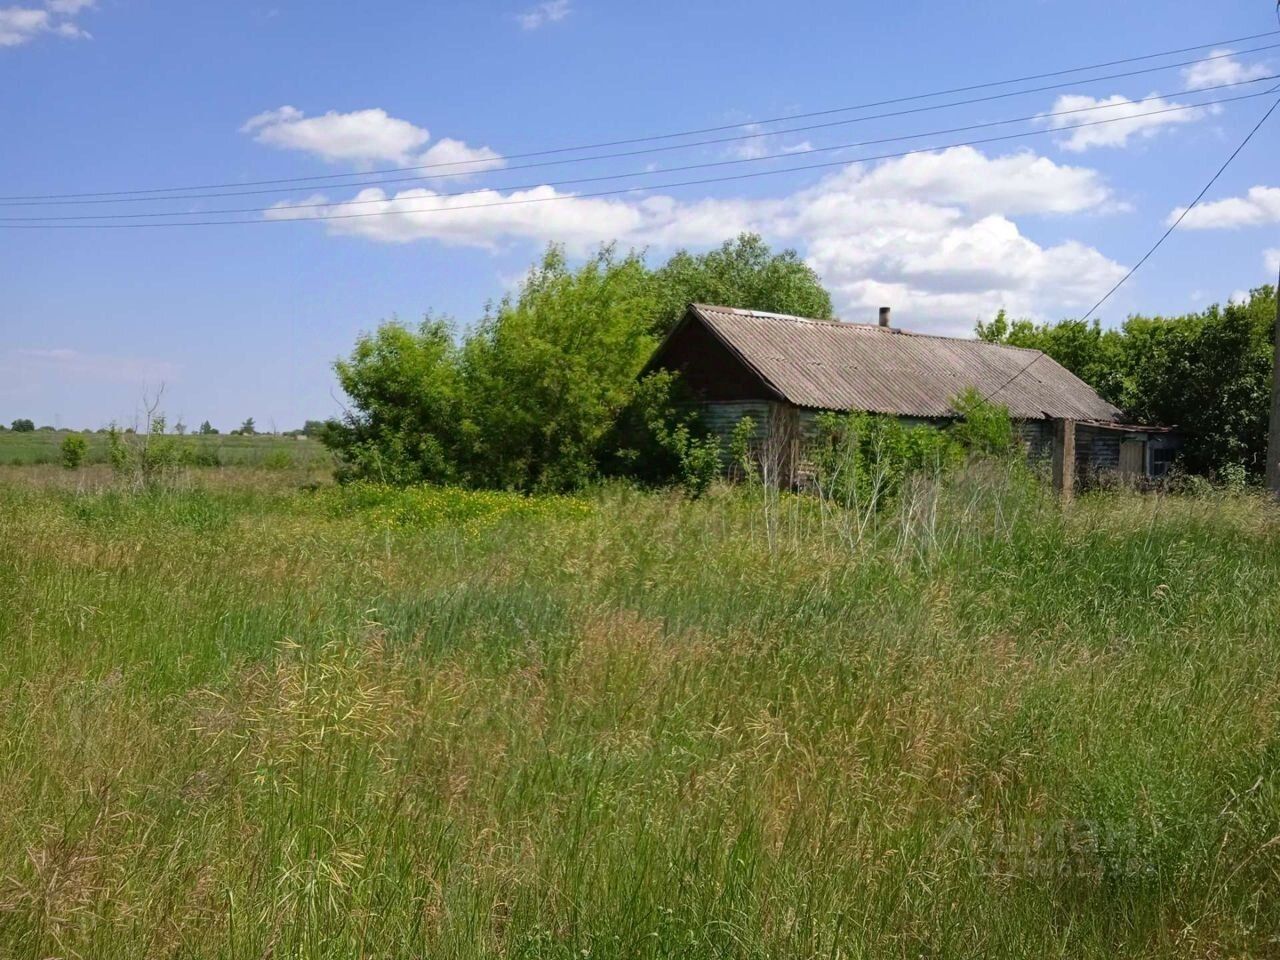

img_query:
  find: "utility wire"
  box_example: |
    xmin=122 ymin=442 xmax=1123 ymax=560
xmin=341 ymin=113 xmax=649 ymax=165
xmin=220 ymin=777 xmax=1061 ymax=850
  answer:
xmin=1078 ymin=87 xmax=1280 ymax=321
xmin=3 ymin=35 xmax=1277 ymax=204
xmin=985 ymin=86 xmax=1280 ymax=403
xmin=8 ymin=46 xmax=1276 ymax=209
xmin=12 ymin=50 xmax=1276 ymax=210
xmin=7 ymin=78 xmax=1270 ymax=223
xmin=7 ymin=88 xmax=1275 ymax=231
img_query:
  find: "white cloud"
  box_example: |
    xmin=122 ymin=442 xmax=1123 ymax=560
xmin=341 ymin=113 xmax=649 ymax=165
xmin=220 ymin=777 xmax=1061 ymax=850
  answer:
xmin=1039 ymin=93 xmax=1203 ymax=152
xmin=0 ymin=8 xmax=49 ymax=46
xmin=269 ymin=146 xmax=1123 ymax=334
xmin=45 ymin=0 xmax=93 ymax=13
xmin=266 ymin=185 xmax=649 ymax=251
xmin=1033 ymin=49 xmax=1270 ymax=151
xmin=242 ymin=106 xmax=505 ymax=176
xmin=1171 ymin=185 xmax=1280 ymax=229
xmin=417 ymin=137 xmax=505 ymax=174
xmin=242 ymin=106 xmax=430 ymax=166
xmin=1265 ymin=248 xmax=1280 ymax=276
xmin=794 ymin=194 xmax=1124 ymax=334
xmin=516 ymin=0 xmax=571 ymax=30
xmin=0 ymin=0 xmax=91 ymax=47
xmin=1182 ymin=48 xmax=1272 ymax=90
xmin=729 ymin=123 xmax=813 ymax=161
xmin=823 ymin=146 xmax=1110 ymax=216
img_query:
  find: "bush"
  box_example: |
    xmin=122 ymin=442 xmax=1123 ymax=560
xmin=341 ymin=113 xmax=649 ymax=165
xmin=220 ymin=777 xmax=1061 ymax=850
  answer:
xmin=809 ymin=393 xmax=1016 ymax=509
xmin=179 ymin=446 xmax=221 ymax=468
xmin=603 ymin=369 xmax=721 ymax=496
xmin=812 ymin=412 xmax=962 ymax=508
xmin=949 ymin=388 xmax=1018 ymax=457
xmin=672 ymin=427 xmax=722 ymax=498
xmin=60 ymin=434 xmax=88 ymax=470
xmin=10 ymin=419 xmax=34 ymax=433
xmin=107 ymin=414 xmax=184 ymax=490
xmin=728 ymin=415 xmax=757 ymax=480
xmin=262 ymin=450 xmax=294 ymax=471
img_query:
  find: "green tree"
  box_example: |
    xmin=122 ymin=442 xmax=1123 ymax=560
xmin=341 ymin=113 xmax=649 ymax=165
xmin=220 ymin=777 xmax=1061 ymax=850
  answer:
xmin=1122 ymin=294 xmax=1274 ymax=474
xmin=977 ymin=310 xmax=1128 ymax=404
xmin=652 ymin=233 xmax=833 ymax=335
xmin=326 ymin=315 xmax=465 ymax=485
xmin=460 ymin=245 xmax=659 ymax=491
xmin=977 ymin=287 xmax=1277 ymax=476
xmin=197 ymin=420 xmax=218 ymax=435
xmin=60 ymin=433 xmax=88 ymax=469
xmin=238 ymin=417 xmax=256 ymax=436
xmin=10 ymin=419 xmax=34 ymax=432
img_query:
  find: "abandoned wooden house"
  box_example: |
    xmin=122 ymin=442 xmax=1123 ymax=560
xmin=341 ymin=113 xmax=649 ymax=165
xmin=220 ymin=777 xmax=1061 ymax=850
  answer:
xmin=644 ymin=303 xmax=1180 ymax=490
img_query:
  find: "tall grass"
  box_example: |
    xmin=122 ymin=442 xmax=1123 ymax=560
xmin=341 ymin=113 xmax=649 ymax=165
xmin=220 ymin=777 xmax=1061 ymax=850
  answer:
xmin=0 ymin=469 xmax=1277 ymax=958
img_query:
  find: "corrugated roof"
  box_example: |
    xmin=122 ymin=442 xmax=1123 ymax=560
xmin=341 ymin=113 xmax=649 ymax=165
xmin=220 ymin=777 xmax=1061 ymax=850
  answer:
xmin=686 ymin=304 xmax=1123 ymax=423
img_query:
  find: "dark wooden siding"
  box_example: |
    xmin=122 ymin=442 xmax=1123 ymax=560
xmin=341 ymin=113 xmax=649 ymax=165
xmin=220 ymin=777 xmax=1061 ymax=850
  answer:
xmin=698 ymin=400 xmax=776 ymax=470
xmin=648 ymin=318 xmax=776 ymax=402
xmin=1076 ymin=425 xmax=1122 ymax=472
xmin=1018 ymin=420 xmax=1054 ymax=461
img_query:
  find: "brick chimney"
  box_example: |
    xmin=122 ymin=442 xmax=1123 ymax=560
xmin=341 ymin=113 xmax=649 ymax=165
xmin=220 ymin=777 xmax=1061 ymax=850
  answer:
xmin=878 ymin=306 xmax=891 ymax=328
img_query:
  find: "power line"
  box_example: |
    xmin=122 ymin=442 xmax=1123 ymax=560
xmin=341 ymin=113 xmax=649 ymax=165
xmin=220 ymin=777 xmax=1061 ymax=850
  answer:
xmin=8 ymin=46 xmax=1277 ymax=210
xmin=15 ymin=49 xmax=1278 ymax=212
xmin=7 ymin=87 xmax=1275 ymax=231
xmin=7 ymin=78 xmax=1270 ymax=223
xmin=986 ymin=86 xmax=1280 ymax=403
xmin=4 ymin=35 xmax=1278 ymax=205
xmin=1079 ymin=86 xmax=1280 ymax=322
xmin=9 ymin=43 xmax=1276 ymax=207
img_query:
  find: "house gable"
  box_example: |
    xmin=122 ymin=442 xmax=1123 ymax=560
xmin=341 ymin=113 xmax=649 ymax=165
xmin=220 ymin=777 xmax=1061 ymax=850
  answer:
xmin=644 ymin=311 xmax=780 ymax=403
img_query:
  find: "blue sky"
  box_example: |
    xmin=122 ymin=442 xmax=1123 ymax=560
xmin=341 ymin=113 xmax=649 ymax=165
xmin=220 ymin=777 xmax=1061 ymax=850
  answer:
xmin=3 ymin=0 xmax=1279 ymax=431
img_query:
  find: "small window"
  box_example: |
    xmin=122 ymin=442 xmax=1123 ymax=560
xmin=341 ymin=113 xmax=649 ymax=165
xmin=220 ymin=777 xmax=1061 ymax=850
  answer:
xmin=1151 ymin=447 xmax=1177 ymax=477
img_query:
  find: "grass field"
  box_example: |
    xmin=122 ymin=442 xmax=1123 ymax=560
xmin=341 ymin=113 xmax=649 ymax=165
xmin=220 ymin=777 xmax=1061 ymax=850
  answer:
xmin=1 ymin=464 xmax=1279 ymax=958
xmin=0 ymin=430 xmax=331 ymax=468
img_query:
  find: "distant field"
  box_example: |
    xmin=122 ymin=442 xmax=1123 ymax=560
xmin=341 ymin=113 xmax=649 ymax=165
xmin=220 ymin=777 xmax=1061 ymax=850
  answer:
xmin=0 ymin=429 xmax=332 ymax=468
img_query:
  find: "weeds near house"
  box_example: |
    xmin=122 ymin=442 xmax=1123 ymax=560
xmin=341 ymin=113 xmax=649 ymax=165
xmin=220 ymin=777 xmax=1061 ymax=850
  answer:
xmin=0 ymin=468 xmax=1278 ymax=958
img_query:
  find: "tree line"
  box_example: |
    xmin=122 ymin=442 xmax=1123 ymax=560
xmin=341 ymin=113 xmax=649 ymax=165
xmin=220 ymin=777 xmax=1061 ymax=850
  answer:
xmin=977 ymin=286 xmax=1277 ymax=477
xmin=4 ymin=417 xmax=329 ymax=437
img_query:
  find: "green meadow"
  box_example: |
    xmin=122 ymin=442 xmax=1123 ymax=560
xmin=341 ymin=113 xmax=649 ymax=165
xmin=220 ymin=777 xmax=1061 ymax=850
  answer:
xmin=1 ymin=465 xmax=1279 ymax=958
xmin=0 ymin=430 xmax=330 ymax=468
